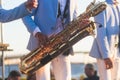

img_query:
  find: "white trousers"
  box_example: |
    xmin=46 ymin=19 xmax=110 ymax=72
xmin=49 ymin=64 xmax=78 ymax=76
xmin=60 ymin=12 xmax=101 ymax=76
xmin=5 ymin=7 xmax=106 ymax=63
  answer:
xmin=97 ymin=58 xmax=120 ymax=80
xmin=36 ymin=55 xmax=71 ymax=80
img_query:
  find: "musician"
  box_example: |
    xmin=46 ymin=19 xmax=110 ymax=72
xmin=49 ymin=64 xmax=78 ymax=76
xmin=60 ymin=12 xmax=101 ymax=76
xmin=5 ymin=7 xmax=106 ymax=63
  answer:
xmin=7 ymin=70 xmax=21 ymax=80
xmin=90 ymin=0 xmax=120 ymax=80
xmin=0 ymin=0 xmax=38 ymax=22
xmin=22 ymin=0 xmax=80 ymax=80
xmin=83 ymin=63 xmax=99 ymax=80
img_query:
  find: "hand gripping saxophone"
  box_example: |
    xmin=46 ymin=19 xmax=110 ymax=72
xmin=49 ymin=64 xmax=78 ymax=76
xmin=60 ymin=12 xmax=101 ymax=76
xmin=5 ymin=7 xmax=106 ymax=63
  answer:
xmin=20 ymin=1 xmax=107 ymax=74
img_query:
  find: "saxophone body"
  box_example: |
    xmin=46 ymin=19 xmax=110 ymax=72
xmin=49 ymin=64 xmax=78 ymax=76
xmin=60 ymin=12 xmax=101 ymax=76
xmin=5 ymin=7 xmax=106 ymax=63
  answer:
xmin=20 ymin=2 xmax=107 ymax=74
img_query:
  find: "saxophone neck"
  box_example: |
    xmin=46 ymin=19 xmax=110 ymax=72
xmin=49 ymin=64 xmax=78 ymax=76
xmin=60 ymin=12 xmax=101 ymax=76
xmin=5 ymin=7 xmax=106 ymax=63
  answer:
xmin=93 ymin=0 xmax=96 ymax=4
xmin=86 ymin=0 xmax=96 ymax=12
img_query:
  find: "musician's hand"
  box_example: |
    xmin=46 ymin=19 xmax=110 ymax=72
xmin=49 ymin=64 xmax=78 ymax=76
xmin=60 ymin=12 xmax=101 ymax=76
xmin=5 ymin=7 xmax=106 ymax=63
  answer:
xmin=104 ymin=58 xmax=113 ymax=69
xmin=35 ymin=32 xmax=48 ymax=47
xmin=25 ymin=0 xmax=38 ymax=11
xmin=81 ymin=18 xmax=91 ymax=25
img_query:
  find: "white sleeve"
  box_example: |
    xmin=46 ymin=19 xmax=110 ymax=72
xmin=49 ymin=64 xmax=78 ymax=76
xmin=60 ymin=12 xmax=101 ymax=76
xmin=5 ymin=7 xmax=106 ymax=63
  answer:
xmin=33 ymin=27 xmax=41 ymax=36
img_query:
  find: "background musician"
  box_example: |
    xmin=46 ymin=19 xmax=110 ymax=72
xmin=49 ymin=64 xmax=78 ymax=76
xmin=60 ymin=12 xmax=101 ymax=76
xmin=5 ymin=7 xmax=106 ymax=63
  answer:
xmin=90 ymin=0 xmax=120 ymax=80
xmin=7 ymin=70 xmax=21 ymax=80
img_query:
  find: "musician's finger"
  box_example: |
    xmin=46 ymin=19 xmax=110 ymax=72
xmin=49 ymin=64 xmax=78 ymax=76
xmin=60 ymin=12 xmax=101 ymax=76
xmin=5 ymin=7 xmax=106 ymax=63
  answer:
xmin=106 ymin=64 xmax=109 ymax=69
xmin=32 ymin=3 xmax=38 ymax=8
xmin=30 ymin=0 xmax=38 ymax=7
xmin=106 ymin=65 xmax=112 ymax=69
xmin=81 ymin=19 xmax=90 ymax=24
xmin=38 ymin=40 xmax=44 ymax=47
xmin=106 ymin=62 xmax=113 ymax=69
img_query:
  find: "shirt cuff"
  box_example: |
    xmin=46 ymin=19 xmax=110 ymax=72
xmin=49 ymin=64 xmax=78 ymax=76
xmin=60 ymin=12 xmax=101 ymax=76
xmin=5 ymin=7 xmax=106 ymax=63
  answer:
xmin=33 ymin=27 xmax=41 ymax=36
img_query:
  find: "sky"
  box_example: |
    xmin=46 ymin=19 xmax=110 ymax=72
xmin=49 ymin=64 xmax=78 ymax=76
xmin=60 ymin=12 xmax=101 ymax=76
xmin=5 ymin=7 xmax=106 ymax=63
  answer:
xmin=0 ymin=0 xmax=105 ymax=57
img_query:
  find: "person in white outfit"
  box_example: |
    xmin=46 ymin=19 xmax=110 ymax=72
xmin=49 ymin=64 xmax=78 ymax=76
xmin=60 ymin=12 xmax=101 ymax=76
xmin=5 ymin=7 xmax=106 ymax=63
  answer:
xmin=90 ymin=0 xmax=120 ymax=80
xmin=22 ymin=0 xmax=80 ymax=80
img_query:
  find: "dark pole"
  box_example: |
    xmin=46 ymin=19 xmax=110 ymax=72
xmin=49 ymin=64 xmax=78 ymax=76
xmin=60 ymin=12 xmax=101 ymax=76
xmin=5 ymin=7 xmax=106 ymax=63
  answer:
xmin=1 ymin=25 xmax=5 ymax=80
xmin=0 ymin=0 xmax=5 ymax=79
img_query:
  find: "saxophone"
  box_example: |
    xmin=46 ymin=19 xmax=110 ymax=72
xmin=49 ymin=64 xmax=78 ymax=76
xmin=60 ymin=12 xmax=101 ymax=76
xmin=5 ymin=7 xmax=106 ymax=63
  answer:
xmin=20 ymin=1 xmax=107 ymax=74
